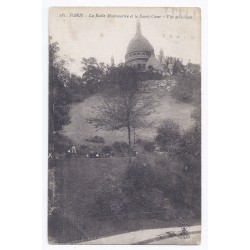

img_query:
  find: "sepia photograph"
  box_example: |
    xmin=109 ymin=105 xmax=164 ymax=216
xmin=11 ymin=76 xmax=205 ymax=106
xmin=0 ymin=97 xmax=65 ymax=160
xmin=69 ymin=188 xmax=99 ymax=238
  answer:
xmin=48 ymin=7 xmax=201 ymax=245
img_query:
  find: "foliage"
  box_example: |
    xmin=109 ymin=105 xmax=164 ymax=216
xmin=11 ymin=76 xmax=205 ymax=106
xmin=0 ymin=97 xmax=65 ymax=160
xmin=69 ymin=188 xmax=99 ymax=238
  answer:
xmin=81 ymin=57 xmax=106 ymax=94
xmin=162 ymin=57 xmax=186 ymax=76
xmin=171 ymin=78 xmax=193 ymax=102
xmin=143 ymin=141 xmax=155 ymax=152
xmin=112 ymin=141 xmax=129 ymax=153
xmin=49 ymin=37 xmax=71 ymax=134
xmin=170 ymin=74 xmax=201 ymax=103
xmin=178 ymin=123 xmax=201 ymax=207
xmin=121 ymin=158 xmax=165 ymax=212
xmin=64 ymin=74 xmax=85 ymax=103
xmin=138 ymin=71 xmax=163 ymax=81
xmin=177 ymin=123 xmax=201 ymax=174
xmin=178 ymin=103 xmax=201 ymax=171
xmin=136 ymin=138 xmax=155 ymax=151
xmin=86 ymin=135 xmax=105 ymax=143
xmin=49 ymin=39 xmax=108 ymax=151
xmin=155 ymin=119 xmax=182 ymax=153
xmin=155 ymin=114 xmax=201 ymax=208
xmin=79 ymin=144 xmax=89 ymax=155
xmin=90 ymin=175 xmax=127 ymax=217
xmin=53 ymin=133 xmax=72 ymax=154
xmin=154 ymin=157 xmax=187 ymax=207
xmin=191 ymin=105 xmax=201 ymax=123
xmin=48 ymin=210 xmax=88 ymax=243
xmin=123 ymin=158 xmax=157 ymax=194
xmin=88 ymin=65 xmax=155 ymax=160
xmin=173 ymin=60 xmax=186 ymax=76
xmin=102 ymin=145 xmax=113 ymax=154
xmin=186 ymin=63 xmax=201 ymax=75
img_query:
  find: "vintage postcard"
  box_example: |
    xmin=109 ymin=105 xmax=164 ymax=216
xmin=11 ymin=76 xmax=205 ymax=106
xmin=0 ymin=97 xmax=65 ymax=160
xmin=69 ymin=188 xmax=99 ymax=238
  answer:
xmin=48 ymin=7 xmax=201 ymax=245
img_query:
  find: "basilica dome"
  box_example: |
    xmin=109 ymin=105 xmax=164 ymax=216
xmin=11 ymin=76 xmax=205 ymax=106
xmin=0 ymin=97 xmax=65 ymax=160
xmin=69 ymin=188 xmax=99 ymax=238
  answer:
xmin=127 ymin=33 xmax=154 ymax=54
xmin=125 ymin=20 xmax=155 ymax=68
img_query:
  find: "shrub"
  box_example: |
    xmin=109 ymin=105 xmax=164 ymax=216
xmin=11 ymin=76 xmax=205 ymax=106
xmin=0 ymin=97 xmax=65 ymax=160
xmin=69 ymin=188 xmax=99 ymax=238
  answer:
xmin=176 ymin=124 xmax=201 ymax=207
xmin=136 ymin=138 xmax=143 ymax=144
xmin=143 ymin=141 xmax=155 ymax=152
xmin=155 ymin=120 xmax=201 ymax=209
xmin=53 ymin=133 xmax=72 ymax=154
xmin=72 ymin=93 xmax=84 ymax=103
xmin=102 ymin=145 xmax=113 ymax=154
xmin=171 ymin=83 xmax=193 ymax=102
xmin=121 ymin=158 xmax=166 ymax=212
xmin=86 ymin=135 xmax=105 ymax=143
xmin=138 ymin=71 xmax=163 ymax=81
xmin=170 ymin=75 xmax=200 ymax=103
xmin=79 ymin=144 xmax=89 ymax=155
xmin=143 ymin=188 xmax=165 ymax=211
xmin=48 ymin=210 xmax=87 ymax=243
xmin=112 ymin=141 xmax=129 ymax=153
xmin=155 ymin=119 xmax=181 ymax=153
xmin=90 ymin=175 xmax=127 ymax=217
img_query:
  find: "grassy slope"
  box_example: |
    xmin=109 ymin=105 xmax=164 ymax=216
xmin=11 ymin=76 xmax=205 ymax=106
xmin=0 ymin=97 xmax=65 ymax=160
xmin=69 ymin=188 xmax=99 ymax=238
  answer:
xmin=62 ymin=86 xmax=194 ymax=145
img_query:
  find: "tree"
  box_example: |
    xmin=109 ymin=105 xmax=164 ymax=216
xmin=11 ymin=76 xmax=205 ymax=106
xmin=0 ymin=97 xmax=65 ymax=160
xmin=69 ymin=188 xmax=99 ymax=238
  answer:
xmin=155 ymin=115 xmax=201 ymax=208
xmin=173 ymin=59 xmax=186 ymax=76
xmin=49 ymin=37 xmax=71 ymax=150
xmin=81 ymin=57 xmax=106 ymax=94
xmin=65 ymin=74 xmax=87 ymax=103
xmin=162 ymin=57 xmax=186 ymax=76
xmin=88 ymin=65 xmax=155 ymax=162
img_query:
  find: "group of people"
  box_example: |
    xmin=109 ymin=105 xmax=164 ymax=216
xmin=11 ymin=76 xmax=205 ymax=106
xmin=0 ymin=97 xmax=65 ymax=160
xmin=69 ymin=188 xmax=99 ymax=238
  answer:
xmin=49 ymin=145 xmax=139 ymax=160
xmin=86 ymin=150 xmax=114 ymax=158
xmin=66 ymin=146 xmax=115 ymax=159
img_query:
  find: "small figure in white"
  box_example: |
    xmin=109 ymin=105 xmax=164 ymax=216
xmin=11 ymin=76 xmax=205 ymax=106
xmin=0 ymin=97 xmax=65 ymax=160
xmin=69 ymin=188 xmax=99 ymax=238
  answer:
xmin=71 ymin=145 xmax=77 ymax=158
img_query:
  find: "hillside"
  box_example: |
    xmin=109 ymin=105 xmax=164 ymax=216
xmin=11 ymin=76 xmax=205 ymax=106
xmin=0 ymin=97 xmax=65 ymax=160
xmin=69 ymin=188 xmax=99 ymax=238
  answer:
xmin=62 ymin=82 xmax=195 ymax=145
xmin=49 ymin=156 xmax=200 ymax=243
xmin=50 ymin=79 xmax=199 ymax=243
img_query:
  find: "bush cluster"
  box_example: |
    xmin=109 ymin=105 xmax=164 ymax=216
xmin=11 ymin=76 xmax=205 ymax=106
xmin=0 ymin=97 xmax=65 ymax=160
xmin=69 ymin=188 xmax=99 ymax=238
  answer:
xmin=86 ymin=135 xmax=105 ymax=143
xmin=143 ymin=141 xmax=155 ymax=152
xmin=112 ymin=141 xmax=129 ymax=153
xmin=53 ymin=133 xmax=72 ymax=154
xmin=170 ymin=75 xmax=200 ymax=103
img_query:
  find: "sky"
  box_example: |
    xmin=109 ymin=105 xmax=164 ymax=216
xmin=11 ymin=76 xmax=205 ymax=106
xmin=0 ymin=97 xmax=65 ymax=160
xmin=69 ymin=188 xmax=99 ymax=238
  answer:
xmin=49 ymin=7 xmax=201 ymax=76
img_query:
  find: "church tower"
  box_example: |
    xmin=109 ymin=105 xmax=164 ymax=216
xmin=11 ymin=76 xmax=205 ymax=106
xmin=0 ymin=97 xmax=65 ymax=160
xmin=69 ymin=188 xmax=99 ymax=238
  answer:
xmin=111 ymin=55 xmax=114 ymax=66
xmin=158 ymin=48 xmax=165 ymax=64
